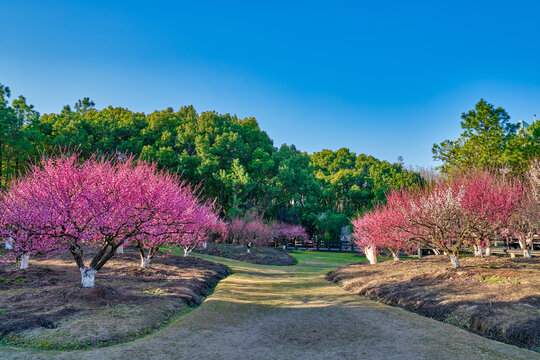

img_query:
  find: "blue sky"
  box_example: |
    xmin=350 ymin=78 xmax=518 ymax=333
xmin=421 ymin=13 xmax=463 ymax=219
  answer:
xmin=1 ymin=0 xmax=539 ymax=168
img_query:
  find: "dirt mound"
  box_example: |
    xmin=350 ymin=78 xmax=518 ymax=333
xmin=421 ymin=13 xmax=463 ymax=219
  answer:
xmin=0 ymin=247 xmax=229 ymax=350
xmin=196 ymin=244 xmax=296 ymax=265
xmin=328 ymin=255 xmax=540 ymax=350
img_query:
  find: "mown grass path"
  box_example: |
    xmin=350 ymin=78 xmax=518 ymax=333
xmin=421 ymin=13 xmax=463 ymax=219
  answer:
xmin=1 ymin=251 xmax=538 ymax=359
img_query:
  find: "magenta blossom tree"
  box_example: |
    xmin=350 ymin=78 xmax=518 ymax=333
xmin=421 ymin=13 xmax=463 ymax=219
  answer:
xmin=0 ymin=155 xmax=216 ymax=286
xmin=459 ymin=172 xmax=523 ymax=257
xmin=227 ymin=217 xmax=273 ymax=253
xmin=352 ymin=205 xmax=411 ymax=264
xmin=271 ymin=222 xmax=308 ymax=249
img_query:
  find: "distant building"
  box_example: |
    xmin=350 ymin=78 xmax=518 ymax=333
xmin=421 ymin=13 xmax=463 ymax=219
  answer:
xmin=517 ymin=114 xmax=536 ymax=134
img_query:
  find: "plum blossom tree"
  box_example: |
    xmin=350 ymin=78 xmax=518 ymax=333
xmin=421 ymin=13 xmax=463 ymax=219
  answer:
xmin=386 ymin=183 xmax=472 ymax=269
xmin=352 ymin=205 xmax=410 ymax=264
xmin=510 ymin=193 xmax=539 ymax=257
xmin=0 ymin=155 xmax=216 ymax=286
xmin=227 ymin=217 xmax=273 ymax=253
xmin=271 ymin=222 xmax=308 ymax=249
xmin=460 ymin=172 xmax=523 ymax=257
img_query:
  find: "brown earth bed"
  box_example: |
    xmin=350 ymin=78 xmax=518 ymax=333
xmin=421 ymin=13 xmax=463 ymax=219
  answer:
xmin=328 ymin=255 xmax=540 ymax=351
xmin=0 ymin=247 xmax=229 ymax=350
xmin=195 ymin=244 xmax=296 ymax=265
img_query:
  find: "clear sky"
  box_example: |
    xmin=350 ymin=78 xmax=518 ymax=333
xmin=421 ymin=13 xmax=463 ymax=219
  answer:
xmin=1 ymin=0 xmax=539 ymax=168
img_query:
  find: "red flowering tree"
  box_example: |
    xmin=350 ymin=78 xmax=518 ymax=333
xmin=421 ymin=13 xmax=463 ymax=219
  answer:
xmin=352 ymin=205 xmax=410 ymax=264
xmin=386 ymin=184 xmax=472 ymax=268
xmin=460 ymin=172 xmax=523 ymax=257
xmin=0 ymin=155 xmax=216 ymax=286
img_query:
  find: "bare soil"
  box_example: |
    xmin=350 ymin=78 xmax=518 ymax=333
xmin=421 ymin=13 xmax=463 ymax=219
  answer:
xmin=328 ymin=255 xmax=540 ymax=350
xmin=0 ymin=247 xmax=229 ymax=350
xmin=195 ymin=244 xmax=296 ymax=265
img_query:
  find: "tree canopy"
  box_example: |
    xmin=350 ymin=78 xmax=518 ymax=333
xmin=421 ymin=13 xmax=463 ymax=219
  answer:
xmin=0 ymin=82 xmax=424 ymax=239
xmin=433 ymin=99 xmax=540 ymax=176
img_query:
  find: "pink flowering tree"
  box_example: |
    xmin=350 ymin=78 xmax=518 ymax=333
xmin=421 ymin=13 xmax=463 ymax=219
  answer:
xmin=271 ymin=222 xmax=308 ymax=249
xmin=460 ymin=172 xmax=523 ymax=257
xmin=386 ymin=184 xmax=472 ymax=269
xmin=510 ymin=192 xmax=539 ymax=257
xmin=116 ymin=162 xmax=218 ymax=266
xmin=352 ymin=205 xmax=410 ymax=264
xmin=509 ymin=161 xmax=540 ymax=257
xmin=0 ymin=155 xmax=216 ymax=286
xmin=227 ymin=217 xmax=273 ymax=253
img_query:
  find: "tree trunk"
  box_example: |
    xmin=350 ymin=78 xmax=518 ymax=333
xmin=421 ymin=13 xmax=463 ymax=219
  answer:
xmin=20 ymin=253 xmax=30 ymax=269
xmin=116 ymin=245 xmax=124 ymax=254
xmin=5 ymin=237 xmax=13 ymax=250
xmin=449 ymin=254 xmax=460 ymax=269
xmin=523 ymin=249 xmax=531 ymax=258
xmin=417 ymin=248 xmax=422 ymax=259
xmin=485 ymin=246 xmax=492 ymax=256
xmin=80 ymin=267 xmax=97 ymax=288
xmin=183 ymin=248 xmax=191 ymax=257
xmin=203 ymin=242 xmax=207 ymax=249
xmin=473 ymin=245 xmax=483 ymax=257
xmin=365 ymin=246 xmax=377 ymax=265
xmin=141 ymin=256 xmax=151 ymax=268
xmin=391 ymin=251 xmax=400 ymax=261
xmin=432 ymin=248 xmax=441 ymax=255
xmin=247 ymin=248 xmax=251 ymax=254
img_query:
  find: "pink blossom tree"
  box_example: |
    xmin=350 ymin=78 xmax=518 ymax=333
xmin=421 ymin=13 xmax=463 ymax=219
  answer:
xmin=0 ymin=155 xmax=216 ymax=286
xmin=352 ymin=205 xmax=410 ymax=264
xmin=386 ymin=184 xmax=472 ymax=269
xmin=460 ymin=172 xmax=523 ymax=257
xmin=271 ymin=222 xmax=308 ymax=249
xmin=227 ymin=217 xmax=273 ymax=253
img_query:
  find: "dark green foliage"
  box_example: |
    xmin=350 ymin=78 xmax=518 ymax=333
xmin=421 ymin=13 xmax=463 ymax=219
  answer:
xmin=433 ymin=99 xmax=540 ymax=176
xmin=0 ymin=82 xmax=424 ymax=238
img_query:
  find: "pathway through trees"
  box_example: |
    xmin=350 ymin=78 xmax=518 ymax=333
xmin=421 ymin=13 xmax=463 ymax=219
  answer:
xmin=1 ymin=252 xmax=537 ymax=360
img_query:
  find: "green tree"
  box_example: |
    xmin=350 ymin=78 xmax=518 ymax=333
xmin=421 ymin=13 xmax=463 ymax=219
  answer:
xmin=432 ymin=99 xmax=528 ymax=175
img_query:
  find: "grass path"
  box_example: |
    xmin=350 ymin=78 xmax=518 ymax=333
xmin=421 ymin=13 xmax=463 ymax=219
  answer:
xmin=1 ymin=251 xmax=538 ymax=360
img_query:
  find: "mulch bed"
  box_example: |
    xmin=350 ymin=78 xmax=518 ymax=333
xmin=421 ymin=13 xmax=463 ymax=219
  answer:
xmin=328 ymin=255 xmax=540 ymax=351
xmin=195 ymin=244 xmax=296 ymax=266
xmin=0 ymin=247 xmax=229 ymax=350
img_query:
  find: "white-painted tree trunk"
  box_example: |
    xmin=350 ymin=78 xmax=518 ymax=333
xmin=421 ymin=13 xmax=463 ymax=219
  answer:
xmin=5 ymin=237 xmax=13 ymax=250
xmin=485 ymin=246 xmax=491 ymax=256
xmin=141 ymin=256 xmax=151 ymax=268
xmin=473 ymin=245 xmax=483 ymax=257
xmin=518 ymin=239 xmax=531 ymax=257
xmin=432 ymin=249 xmax=441 ymax=255
xmin=365 ymin=246 xmax=377 ymax=265
xmin=116 ymin=245 xmax=124 ymax=254
xmin=183 ymin=248 xmax=191 ymax=257
xmin=417 ymin=248 xmax=422 ymax=259
xmin=391 ymin=251 xmax=400 ymax=261
xmin=247 ymin=248 xmax=251 ymax=254
xmin=283 ymin=245 xmax=286 ymax=250
xmin=510 ymin=252 xmax=516 ymax=258
xmin=20 ymin=254 xmax=30 ymax=269
xmin=80 ymin=267 xmax=97 ymax=288
xmin=449 ymin=254 xmax=460 ymax=269
xmin=203 ymin=242 xmax=208 ymax=249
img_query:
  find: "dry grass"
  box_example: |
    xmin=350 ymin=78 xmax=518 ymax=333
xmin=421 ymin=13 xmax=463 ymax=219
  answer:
xmin=0 ymin=247 xmax=229 ymax=350
xmin=329 ymin=255 xmax=540 ymax=350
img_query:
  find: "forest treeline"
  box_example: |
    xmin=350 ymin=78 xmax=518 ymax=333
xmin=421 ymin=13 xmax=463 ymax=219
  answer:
xmin=0 ymin=84 xmax=423 ymax=240
xmin=1 ymin=83 xmax=538 ymax=240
